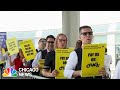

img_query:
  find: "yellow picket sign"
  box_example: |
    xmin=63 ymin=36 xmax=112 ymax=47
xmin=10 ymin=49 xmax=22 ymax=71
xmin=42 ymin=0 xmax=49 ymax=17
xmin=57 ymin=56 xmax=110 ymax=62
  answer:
xmin=19 ymin=39 xmax=36 ymax=61
xmin=0 ymin=48 xmax=6 ymax=64
xmin=2 ymin=48 xmax=5 ymax=54
xmin=0 ymin=60 xmax=5 ymax=64
xmin=38 ymin=59 xmax=45 ymax=72
xmin=6 ymin=37 xmax=19 ymax=55
xmin=81 ymin=43 xmax=106 ymax=77
xmin=55 ymin=48 xmax=74 ymax=79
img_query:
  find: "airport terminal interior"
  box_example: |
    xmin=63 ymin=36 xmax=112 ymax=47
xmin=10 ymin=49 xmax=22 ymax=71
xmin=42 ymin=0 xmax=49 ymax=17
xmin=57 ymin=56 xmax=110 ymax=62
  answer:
xmin=0 ymin=11 xmax=120 ymax=79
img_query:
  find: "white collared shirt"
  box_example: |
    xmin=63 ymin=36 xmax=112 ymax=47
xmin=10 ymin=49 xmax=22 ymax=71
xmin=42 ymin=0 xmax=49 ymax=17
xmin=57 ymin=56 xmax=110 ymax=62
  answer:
xmin=32 ymin=51 xmax=42 ymax=67
xmin=64 ymin=51 xmax=112 ymax=79
xmin=32 ymin=49 xmax=50 ymax=67
xmin=112 ymin=60 xmax=120 ymax=79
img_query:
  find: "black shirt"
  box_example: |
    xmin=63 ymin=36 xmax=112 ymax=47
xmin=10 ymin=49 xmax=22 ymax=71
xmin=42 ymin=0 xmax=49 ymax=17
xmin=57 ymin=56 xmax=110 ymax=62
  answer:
xmin=43 ymin=50 xmax=55 ymax=72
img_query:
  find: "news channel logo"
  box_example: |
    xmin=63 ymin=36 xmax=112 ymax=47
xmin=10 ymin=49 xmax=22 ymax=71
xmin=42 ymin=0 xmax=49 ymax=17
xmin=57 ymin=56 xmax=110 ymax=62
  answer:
xmin=2 ymin=67 xmax=38 ymax=77
xmin=2 ymin=67 xmax=18 ymax=77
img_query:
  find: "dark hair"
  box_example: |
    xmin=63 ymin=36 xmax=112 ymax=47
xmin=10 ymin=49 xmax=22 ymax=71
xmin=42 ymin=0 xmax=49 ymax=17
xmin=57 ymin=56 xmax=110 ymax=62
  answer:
xmin=4 ymin=47 xmax=8 ymax=52
xmin=46 ymin=35 xmax=55 ymax=41
xmin=79 ymin=25 xmax=92 ymax=33
xmin=16 ymin=49 xmax=22 ymax=58
xmin=75 ymin=40 xmax=82 ymax=49
xmin=39 ymin=38 xmax=46 ymax=43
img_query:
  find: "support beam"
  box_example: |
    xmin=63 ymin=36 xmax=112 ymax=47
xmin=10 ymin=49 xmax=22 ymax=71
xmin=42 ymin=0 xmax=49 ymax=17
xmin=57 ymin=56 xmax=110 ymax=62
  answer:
xmin=62 ymin=11 xmax=80 ymax=48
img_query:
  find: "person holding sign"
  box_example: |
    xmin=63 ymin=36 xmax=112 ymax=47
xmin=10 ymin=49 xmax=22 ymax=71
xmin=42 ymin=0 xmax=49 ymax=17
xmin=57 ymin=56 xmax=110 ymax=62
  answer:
xmin=32 ymin=35 xmax=55 ymax=76
xmin=36 ymin=38 xmax=46 ymax=52
xmin=64 ymin=25 xmax=110 ymax=79
xmin=42 ymin=33 xmax=67 ymax=78
xmin=0 ymin=47 xmax=17 ymax=69
xmin=28 ymin=38 xmax=46 ymax=68
xmin=10 ymin=49 xmax=30 ymax=71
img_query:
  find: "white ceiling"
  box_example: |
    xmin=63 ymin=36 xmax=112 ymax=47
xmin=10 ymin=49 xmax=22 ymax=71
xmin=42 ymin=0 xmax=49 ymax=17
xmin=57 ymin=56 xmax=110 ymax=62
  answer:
xmin=0 ymin=11 xmax=62 ymax=32
xmin=80 ymin=11 xmax=120 ymax=26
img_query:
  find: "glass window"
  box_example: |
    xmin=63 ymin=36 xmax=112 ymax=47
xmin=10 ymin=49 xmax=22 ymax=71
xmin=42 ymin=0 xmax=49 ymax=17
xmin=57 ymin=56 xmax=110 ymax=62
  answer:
xmin=91 ymin=24 xmax=109 ymax=33
xmin=93 ymin=35 xmax=107 ymax=44
xmin=7 ymin=31 xmax=36 ymax=39
xmin=34 ymin=28 xmax=62 ymax=48
xmin=116 ymin=22 xmax=120 ymax=31
xmin=115 ymin=34 xmax=120 ymax=44
xmin=7 ymin=31 xmax=36 ymax=48
xmin=40 ymin=28 xmax=62 ymax=38
xmin=115 ymin=45 xmax=120 ymax=65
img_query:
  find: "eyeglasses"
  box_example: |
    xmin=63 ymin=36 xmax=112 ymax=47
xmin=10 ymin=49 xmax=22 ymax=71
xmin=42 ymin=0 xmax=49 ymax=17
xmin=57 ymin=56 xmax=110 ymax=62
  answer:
xmin=41 ymin=41 xmax=46 ymax=44
xmin=47 ymin=41 xmax=54 ymax=44
xmin=58 ymin=39 xmax=66 ymax=42
xmin=81 ymin=32 xmax=93 ymax=36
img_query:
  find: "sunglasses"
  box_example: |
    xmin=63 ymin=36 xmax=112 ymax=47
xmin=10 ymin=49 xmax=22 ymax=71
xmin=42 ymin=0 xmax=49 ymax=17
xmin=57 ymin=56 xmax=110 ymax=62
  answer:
xmin=81 ymin=32 xmax=93 ymax=36
xmin=47 ymin=41 xmax=54 ymax=44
